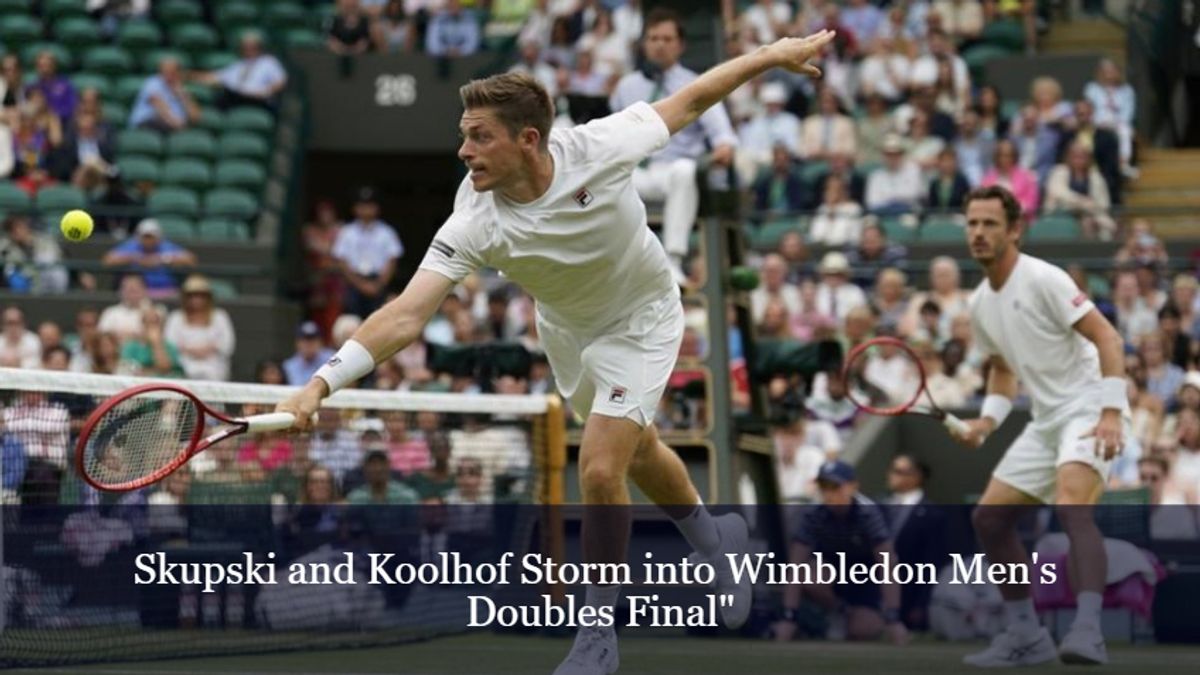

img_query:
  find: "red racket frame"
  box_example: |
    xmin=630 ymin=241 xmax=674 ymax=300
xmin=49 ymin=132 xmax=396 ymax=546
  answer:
xmin=74 ymin=383 xmax=253 ymax=492
xmin=840 ymin=336 xmax=948 ymax=419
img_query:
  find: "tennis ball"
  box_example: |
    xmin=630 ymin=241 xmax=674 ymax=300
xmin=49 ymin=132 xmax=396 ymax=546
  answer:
xmin=729 ymin=265 xmax=760 ymax=291
xmin=61 ymin=210 xmax=94 ymax=242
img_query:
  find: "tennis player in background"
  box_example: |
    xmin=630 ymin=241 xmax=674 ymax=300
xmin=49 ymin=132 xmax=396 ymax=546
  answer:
xmin=953 ymin=185 xmax=1128 ymax=667
xmin=277 ymin=30 xmax=837 ymax=675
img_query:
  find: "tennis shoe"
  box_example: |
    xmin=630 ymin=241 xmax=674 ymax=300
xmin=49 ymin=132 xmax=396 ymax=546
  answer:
xmin=963 ymin=626 xmax=1057 ymax=667
xmin=553 ymin=626 xmax=619 ymax=675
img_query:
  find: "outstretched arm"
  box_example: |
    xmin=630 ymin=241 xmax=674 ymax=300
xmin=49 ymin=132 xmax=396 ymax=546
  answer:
xmin=652 ymin=30 xmax=835 ymax=135
xmin=275 ymin=269 xmax=454 ymax=429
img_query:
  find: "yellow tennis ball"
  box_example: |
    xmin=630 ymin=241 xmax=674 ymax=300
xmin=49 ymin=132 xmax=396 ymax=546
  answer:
xmin=61 ymin=209 xmax=94 ymax=242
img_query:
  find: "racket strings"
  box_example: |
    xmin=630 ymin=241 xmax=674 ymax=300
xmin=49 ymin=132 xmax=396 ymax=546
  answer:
xmin=846 ymin=342 xmax=926 ymax=412
xmin=82 ymin=392 xmax=201 ymax=487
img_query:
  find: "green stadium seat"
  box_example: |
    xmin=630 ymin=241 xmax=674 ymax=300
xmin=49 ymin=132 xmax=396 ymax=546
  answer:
xmin=21 ymin=43 xmax=73 ymax=71
xmin=147 ymin=186 xmax=200 ymax=218
xmin=155 ymin=215 xmax=196 ymax=240
xmin=195 ymin=106 xmax=226 ymax=132
xmin=283 ymin=27 xmax=323 ymax=50
xmin=197 ymin=217 xmax=250 ymax=241
xmin=82 ymin=45 xmax=134 ymax=77
xmin=70 ymin=72 xmax=112 ymax=98
xmin=1028 ymin=213 xmax=1081 ymax=241
xmin=0 ymin=182 xmax=32 ymax=212
xmin=207 ymin=277 xmax=239 ymax=299
xmin=185 ymin=83 xmax=216 ymax=104
xmin=204 ymin=188 xmax=258 ymax=220
xmin=962 ymin=44 xmax=1012 ymax=82
xmin=116 ymin=156 xmax=161 ymax=184
xmin=144 ymin=49 xmax=193 ymax=73
xmin=799 ymin=161 xmax=830 ymax=189
xmin=171 ymin=23 xmax=220 ymax=53
xmin=1000 ymin=99 xmax=1021 ymax=122
xmin=218 ymin=132 xmax=269 ymax=161
xmin=53 ymin=16 xmax=101 ymax=52
xmin=0 ymin=16 xmax=42 ymax=51
xmin=224 ymin=106 xmax=274 ymax=134
xmin=157 ymin=0 xmax=204 ymax=27
xmin=311 ymin=3 xmax=335 ymax=30
xmin=101 ymin=101 xmax=128 ymax=126
xmin=34 ymin=184 xmax=87 ymax=212
xmin=216 ymin=1 xmax=260 ymax=30
xmin=753 ymin=218 xmax=802 ymax=250
xmin=0 ymin=0 xmax=30 ymax=16
xmin=214 ymin=159 xmax=266 ymax=190
xmin=264 ymin=2 xmax=308 ymax=31
xmin=166 ymin=129 xmax=217 ymax=160
xmin=42 ymin=0 xmax=87 ymax=21
xmin=117 ymin=128 xmax=164 ymax=156
xmin=162 ymin=157 xmax=213 ymax=190
xmin=920 ymin=217 xmax=967 ymax=242
xmin=114 ymin=75 xmax=147 ymax=104
xmin=879 ymin=217 xmax=918 ymax=243
xmin=980 ymin=20 xmax=1025 ymax=52
xmin=116 ymin=20 xmax=163 ymax=52
xmin=199 ymin=51 xmax=238 ymax=71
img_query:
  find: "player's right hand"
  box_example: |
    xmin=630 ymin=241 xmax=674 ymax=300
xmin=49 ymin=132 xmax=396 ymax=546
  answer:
xmin=275 ymin=379 xmax=328 ymax=432
xmin=765 ymin=29 xmax=837 ymax=78
xmin=949 ymin=418 xmax=995 ymax=449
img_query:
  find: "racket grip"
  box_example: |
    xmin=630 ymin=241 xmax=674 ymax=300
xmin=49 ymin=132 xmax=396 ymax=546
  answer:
xmin=243 ymin=412 xmax=319 ymax=432
xmin=943 ymin=413 xmax=971 ymax=437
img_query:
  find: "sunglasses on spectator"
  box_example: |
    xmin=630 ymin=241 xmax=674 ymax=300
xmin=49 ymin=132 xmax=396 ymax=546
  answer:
xmin=457 ymin=466 xmax=482 ymax=476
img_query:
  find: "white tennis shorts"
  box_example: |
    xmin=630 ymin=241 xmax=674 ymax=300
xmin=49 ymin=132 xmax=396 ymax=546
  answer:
xmin=992 ymin=408 xmax=1129 ymax=503
xmin=536 ymin=293 xmax=684 ymax=427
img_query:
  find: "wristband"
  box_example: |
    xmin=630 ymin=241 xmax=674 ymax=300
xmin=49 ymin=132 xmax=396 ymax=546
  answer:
xmin=980 ymin=394 xmax=1012 ymax=428
xmin=313 ymin=339 xmax=375 ymax=394
xmin=1098 ymin=376 xmax=1127 ymax=411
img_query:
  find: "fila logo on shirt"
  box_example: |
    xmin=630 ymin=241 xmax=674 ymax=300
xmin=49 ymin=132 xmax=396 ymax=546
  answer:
xmin=574 ymin=187 xmax=593 ymax=207
xmin=430 ymin=239 xmax=456 ymax=259
xmin=1071 ymin=292 xmax=1088 ymax=307
xmin=609 ymin=387 xmax=627 ymax=404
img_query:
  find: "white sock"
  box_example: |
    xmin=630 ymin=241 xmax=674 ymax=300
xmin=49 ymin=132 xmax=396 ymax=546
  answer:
xmin=585 ymin=584 xmax=621 ymax=613
xmin=1073 ymin=591 xmax=1103 ymax=630
xmin=673 ymin=501 xmax=721 ymax=556
xmin=1004 ymin=598 xmax=1039 ymax=636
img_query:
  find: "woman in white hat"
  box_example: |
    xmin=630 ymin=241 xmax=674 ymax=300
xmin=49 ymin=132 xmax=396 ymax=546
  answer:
xmin=164 ymin=274 xmax=236 ymax=381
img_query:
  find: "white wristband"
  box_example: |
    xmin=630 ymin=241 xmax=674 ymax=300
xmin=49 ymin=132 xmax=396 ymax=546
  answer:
xmin=980 ymin=394 xmax=1013 ymax=428
xmin=313 ymin=339 xmax=375 ymax=394
xmin=1098 ymin=376 xmax=1127 ymax=411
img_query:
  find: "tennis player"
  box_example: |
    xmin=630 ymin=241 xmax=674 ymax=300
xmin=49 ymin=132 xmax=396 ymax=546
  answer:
xmin=277 ymin=30 xmax=837 ymax=674
xmin=953 ymin=186 xmax=1128 ymax=666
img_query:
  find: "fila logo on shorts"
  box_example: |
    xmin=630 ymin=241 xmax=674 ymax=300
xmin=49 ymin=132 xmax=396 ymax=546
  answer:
xmin=609 ymin=387 xmax=627 ymax=404
xmin=574 ymin=187 xmax=593 ymax=207
xmin=430 ymin=239 xmax=456 ymax=259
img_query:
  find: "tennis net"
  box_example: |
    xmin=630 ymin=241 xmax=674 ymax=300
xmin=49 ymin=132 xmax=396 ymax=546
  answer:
xmin=0 ymin=367 xmax=566 ymax=667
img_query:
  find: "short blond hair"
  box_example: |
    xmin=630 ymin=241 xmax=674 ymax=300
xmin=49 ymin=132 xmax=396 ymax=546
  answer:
xmin=459 ymin=72 xmax=554 ymax=149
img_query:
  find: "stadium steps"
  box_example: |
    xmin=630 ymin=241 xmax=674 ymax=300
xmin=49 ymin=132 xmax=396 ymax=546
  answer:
xmin=1124 ymin=148 xmax=1200 ymax=236
xmin=1039 ymin=18 xmax=1126 ymax=63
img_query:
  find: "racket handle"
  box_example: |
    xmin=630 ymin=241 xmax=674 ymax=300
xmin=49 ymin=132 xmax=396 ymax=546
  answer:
xmin=242 ymin=412 xmax=319 ymax=432
xmin=943 ymin=413 xmax=971 ymax=437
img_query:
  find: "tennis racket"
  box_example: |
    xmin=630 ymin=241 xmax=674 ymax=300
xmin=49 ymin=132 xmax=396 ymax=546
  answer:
xmin=841 ymin=336 xmax=971 ymax=436
xmin=75 ymin=383 xmax=315 ymax=492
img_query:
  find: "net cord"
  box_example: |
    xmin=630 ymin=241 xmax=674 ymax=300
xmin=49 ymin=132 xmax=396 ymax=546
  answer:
xmin=0 ymin=367 xmax=549 ymax=415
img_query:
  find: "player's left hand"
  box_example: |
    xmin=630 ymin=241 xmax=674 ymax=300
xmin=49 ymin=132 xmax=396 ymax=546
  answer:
xmin=885 ymin=621 xmax=910 ymax=646
xmin=1080 ymin=409 xmax=1124 ymax=461
xmin=765 ymin=29 xmax=837 ymax=77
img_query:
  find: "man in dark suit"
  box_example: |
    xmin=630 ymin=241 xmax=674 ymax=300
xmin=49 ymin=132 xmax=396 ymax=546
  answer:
xmin=810 ymin=153 xmax=866 ymax=210
xmin=49 ymin=110 xmax=115 ymax=184
xmin=885 ymin=453 xmax=947 ymax=631
xmin=926 ymin=149 xmax=972 ymax=211
xmin=752 ymin=145 xmax=810 ymax=224
xmin=1058 ymin=99 xmax=1122 ymax=205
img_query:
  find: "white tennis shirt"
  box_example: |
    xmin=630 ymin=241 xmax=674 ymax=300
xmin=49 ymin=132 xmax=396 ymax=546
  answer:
xmin=969 ymin=253 xmax=1109 ymax=425
xmin=419 ymin=101 xmax=677 ymax=335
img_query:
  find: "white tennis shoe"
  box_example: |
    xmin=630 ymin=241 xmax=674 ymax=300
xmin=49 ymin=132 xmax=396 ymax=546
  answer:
xmin=687 ymin=513 xmax=753 ymax=630
xmin=553 ymin=626 xmax=619 ymax=675
xmin=963 ymin=626 xmax=1057 ymax=667
xmin=1059 ymin=624 xmax=1109 ymax=665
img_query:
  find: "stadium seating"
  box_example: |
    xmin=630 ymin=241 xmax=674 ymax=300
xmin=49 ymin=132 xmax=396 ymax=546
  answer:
xmin=162 ymin=158 xmax=214 ymax=191
xmin=147 ymin=186 xmax=201 ymax=218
